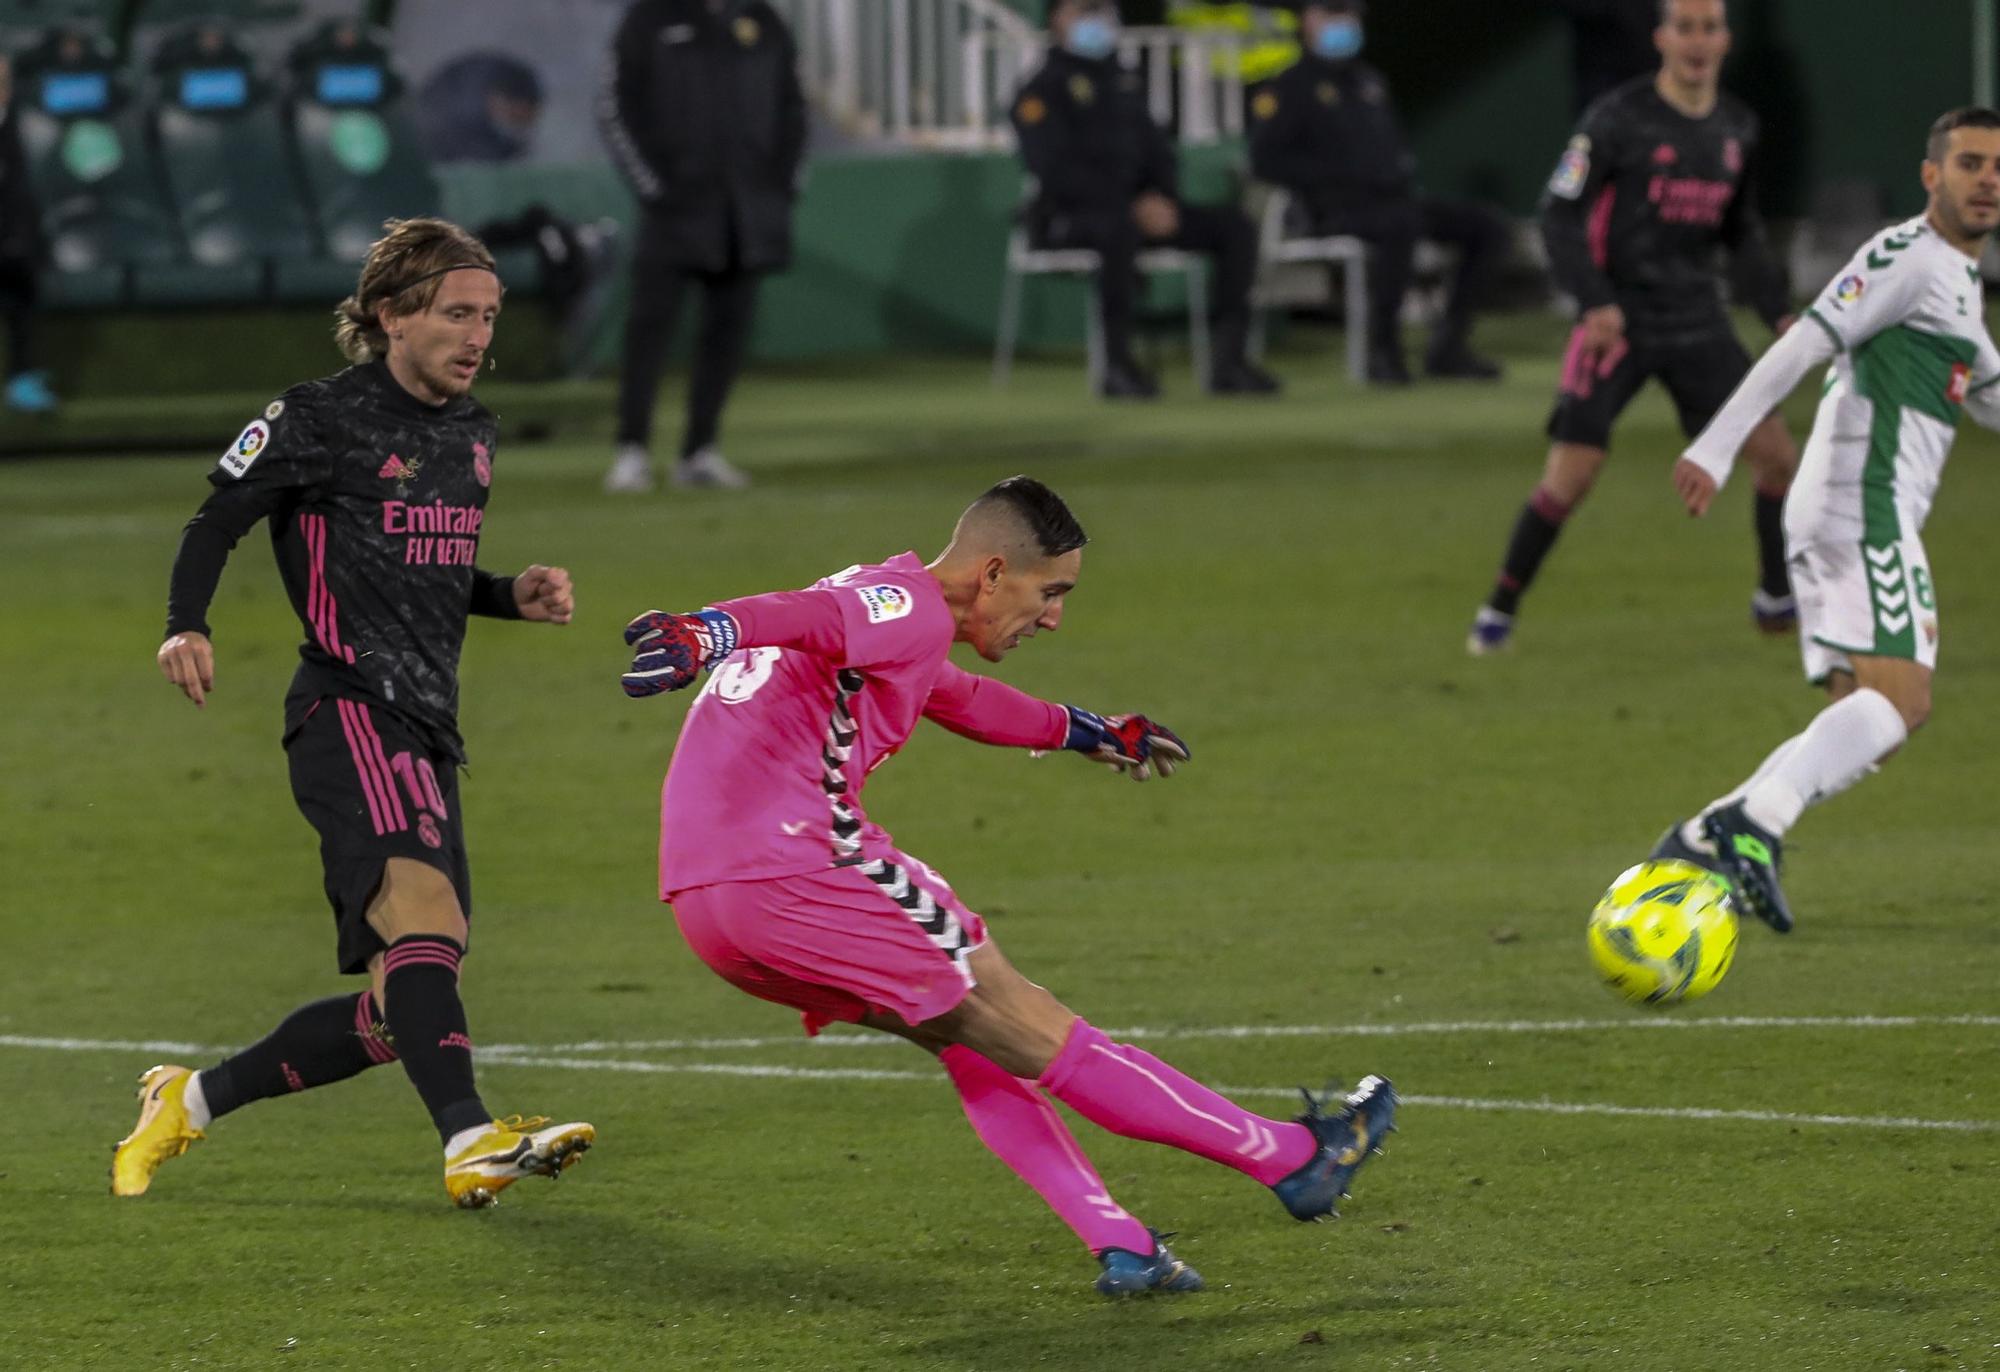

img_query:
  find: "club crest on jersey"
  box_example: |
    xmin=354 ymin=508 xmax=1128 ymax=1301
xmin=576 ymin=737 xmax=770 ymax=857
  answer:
xmin=1723 ymin=137 xmax=1743 ymax=174
xmin=218 ymin=419 xmax=270 ymax=478
xmin=1835 ymin=274 xmax=1865 ymax=305
xmin=472 ymin=441 xmax=492 ymax=488
xmin=855 ymin=583 xmax=914 ymax=624
xmin=1947 ymin=362 xmax=1971 ymax=406
xmin=1548 ymin=136 xmax=1590 ymax=200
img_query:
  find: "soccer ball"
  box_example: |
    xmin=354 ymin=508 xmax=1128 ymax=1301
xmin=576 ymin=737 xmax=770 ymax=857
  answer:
xmin=1587 ymin=859 xmax=1739 ymax=1006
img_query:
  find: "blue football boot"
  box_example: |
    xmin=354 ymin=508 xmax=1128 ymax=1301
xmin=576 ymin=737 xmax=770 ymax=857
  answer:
xmin=1271 ymin=1075 xmax=1398 ymax=1222
xmin=1094 ymin=1229 xmax=1204 ymax=1298
xmin=1751 ymin=589 xmax=1798 ymax=635
xmin=1701 ymin=801 xmax=1794 ymax=933
xmin=1649 ymin=815 xmax=1729 ymax=880
xmin=1465 ymin=607 xmax=1513 ymax=656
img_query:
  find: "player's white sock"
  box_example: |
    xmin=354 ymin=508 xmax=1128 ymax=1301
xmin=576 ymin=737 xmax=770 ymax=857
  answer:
xmin=1734 ymin=688 xmax=1908 ymax=837
xmin=1682 ymin=737 xmax=1803 ymax=848
xmin=183 ymin=1070 xmax=214 ymax=1131
xmin=1712 ymin=737 xmax=1802 ymax=813
xmin=444 ymin=1123 xmax=491 ymax=1158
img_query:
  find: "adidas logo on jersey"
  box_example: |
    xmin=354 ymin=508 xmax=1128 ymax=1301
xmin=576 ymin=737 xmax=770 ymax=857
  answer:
xmin=378 ymin=454 xmax=420 ymax=481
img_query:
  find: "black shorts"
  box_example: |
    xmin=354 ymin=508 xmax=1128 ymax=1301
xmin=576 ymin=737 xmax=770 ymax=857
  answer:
xmin=1545 ymin=327 xmax=1753 ymax=450
xmin=285 ymin=696 xmax=471 ymax=975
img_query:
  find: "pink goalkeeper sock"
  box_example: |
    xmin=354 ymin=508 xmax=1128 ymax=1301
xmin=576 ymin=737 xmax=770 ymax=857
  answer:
xmin=1037 ymin=1020 xmax=1316 ymax=1187
xmin=942 ymin=1045 xmax=1152 ymax=1256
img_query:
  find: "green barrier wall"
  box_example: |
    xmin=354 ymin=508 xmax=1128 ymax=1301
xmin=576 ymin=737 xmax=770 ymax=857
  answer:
xmin=438 ymin=146 xmax=1247 ymax=371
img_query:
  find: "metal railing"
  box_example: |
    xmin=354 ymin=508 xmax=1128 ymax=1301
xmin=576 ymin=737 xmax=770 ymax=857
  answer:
xmin=768 ymin=0 xmax=1253 ymax=151
xmin=769 ymin=0 xmax=1040 ymax=148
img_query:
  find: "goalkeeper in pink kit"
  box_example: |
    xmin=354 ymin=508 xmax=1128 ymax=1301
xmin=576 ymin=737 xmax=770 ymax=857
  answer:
xmin=621 ymin=476 xmax=1397 ymax=1297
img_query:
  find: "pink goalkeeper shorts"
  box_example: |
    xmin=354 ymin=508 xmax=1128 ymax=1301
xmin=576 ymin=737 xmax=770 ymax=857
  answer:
xmin=670 ymin=851 xmax=989 ymax=1036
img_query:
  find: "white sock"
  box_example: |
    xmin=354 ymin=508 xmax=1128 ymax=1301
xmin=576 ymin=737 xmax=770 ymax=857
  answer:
xmin=444 ymin=1123 xmax=491 ymax=1158
xmin=183 ymin=1070 xmax=214 ymax=1131
xmin=1736 ymin=688 xmax=1908 ymax=837
xmin=1682 ymin=737 xmax=1803 ymax=848
xmin=1714 ymin=736 xmax=1803 ymax=812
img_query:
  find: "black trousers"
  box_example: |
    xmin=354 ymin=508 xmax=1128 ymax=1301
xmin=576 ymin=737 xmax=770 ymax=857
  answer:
xmin=1035 ymin=201 xmax=1257 ymax=363
xmin=1308 ymin=196 xmax=1508 ymax=353
xmin=616 ymin=257 xmax=763 ymax=456
xmin=0 ymin=258 xmax=34 ymax=377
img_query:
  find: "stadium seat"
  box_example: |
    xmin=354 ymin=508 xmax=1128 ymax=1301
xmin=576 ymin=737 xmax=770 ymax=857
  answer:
xmin=127 ymin=0 xmax=368 ymax=69
xmin=283 ymin=19 xmax=443 ymax=265
xmin=1248 ymin=183 xmax=1369 ymax=384
xmin=10 ymin=26 xmax=181 ymax=305
xmin=991 ymin=184 xmax=1211 ymax=394
xmin=140 ymin=21 xmax=319 ymax=303
xmin=0 ymin=0 xmax=114 ymax=56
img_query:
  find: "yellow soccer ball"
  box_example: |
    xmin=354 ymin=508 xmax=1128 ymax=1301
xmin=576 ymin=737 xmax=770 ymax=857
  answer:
xmin=1587 ymin=860 xmax=1739 ymax=1006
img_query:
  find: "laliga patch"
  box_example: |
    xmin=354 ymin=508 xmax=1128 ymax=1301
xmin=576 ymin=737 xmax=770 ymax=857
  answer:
xmin=1835 ymin=273 xmax=1865 ymax=305
xmin=1548 ymin=136 xmax=1590 ymax=200
xmin=218 ymin=418 xmax=271 ymax=478
xmin=854 ymin=583 xmax=914 ymax=624
xmin=1947 ymin=362 xmax=1970 ymax=406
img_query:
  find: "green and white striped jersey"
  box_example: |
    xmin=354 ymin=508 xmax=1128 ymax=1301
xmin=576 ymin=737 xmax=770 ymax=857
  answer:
xmin=1799 ymin=215 xmax=2000 ymax=535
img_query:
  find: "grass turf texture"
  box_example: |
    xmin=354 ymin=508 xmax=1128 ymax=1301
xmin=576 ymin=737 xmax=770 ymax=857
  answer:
xmin=3 ymin=325 xmax=1998 ymax=1370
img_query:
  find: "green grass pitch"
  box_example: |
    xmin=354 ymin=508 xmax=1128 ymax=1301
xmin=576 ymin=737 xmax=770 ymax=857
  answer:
xmin=3 ymin=328 xmax=1998 ymax=1370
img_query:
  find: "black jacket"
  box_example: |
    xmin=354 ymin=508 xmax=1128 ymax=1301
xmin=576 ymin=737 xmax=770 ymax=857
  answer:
xmin=1247 ymin=56 xmax=1414 ymax=218
xmin=599 ymin=0 xmax=806 ymax=273
xmin=1009 ymin=49 xmax=1176 ymax=226
xmin=0 ymin=99 xmax=41 ymax=264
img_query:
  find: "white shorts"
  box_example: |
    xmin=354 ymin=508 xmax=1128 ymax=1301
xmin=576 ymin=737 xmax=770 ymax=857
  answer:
xmin=1790 ymin=529 xmax=1938 ymax=683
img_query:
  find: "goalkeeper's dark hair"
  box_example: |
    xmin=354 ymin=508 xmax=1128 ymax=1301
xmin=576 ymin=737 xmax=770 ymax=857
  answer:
xmin=1928 ymin=106 xmax=2000 ymax=164
xmin=976 ymin=476 xmax=1088 ymax=558
xmin=1657 ymin=0 xmax=1725 ymax=23
xmin=333 ymin=217 xmax=500 ymax=364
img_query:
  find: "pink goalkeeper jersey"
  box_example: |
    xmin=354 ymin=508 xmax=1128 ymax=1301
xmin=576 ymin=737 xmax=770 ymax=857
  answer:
xmin=658 ymin=552 xmax=1067 ymax=897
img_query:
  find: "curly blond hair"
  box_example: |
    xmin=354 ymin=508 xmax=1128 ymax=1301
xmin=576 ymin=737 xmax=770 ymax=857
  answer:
xmin=332 ymin=218 xmax=500 ymax=363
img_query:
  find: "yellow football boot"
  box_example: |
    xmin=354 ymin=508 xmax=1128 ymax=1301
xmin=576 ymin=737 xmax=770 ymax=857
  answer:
xmin=110 ymin=1064 xmax=206 ymax=1197
xmin=443 ymin=1114 xmax=595 ymax=1209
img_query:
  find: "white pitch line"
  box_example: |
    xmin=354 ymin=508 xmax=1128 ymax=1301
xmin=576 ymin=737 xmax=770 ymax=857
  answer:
xmin=8 ymin=1033 xmax=1993 ymax=1134
xmin=0 ymin=1033 xmax=225 ymax=1055
xmin=489 ymin=1012 xmax=2000 ymax=1056
xmin=474 ymin=1054 xmax=2000 ymax=1134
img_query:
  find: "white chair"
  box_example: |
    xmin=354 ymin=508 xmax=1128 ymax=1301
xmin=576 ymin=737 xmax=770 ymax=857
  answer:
xmin=1250 ymin=184 xmax=1369 ymax=383
xmin=992 ymin=210 xmax=1211 ymax=394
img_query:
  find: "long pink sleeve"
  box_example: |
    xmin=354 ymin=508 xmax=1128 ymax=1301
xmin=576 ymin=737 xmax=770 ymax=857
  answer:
xmin=710 ymin=588 xmax=848 ymax=660
xmin=923 ymin=660 xmax=1067 ymax=750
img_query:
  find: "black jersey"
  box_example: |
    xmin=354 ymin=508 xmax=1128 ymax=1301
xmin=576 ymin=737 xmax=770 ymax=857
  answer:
xmin=1540 ymin=76 xmax=1788 ymax=343
xmin=165 ymin=360 xmax=519 ymax=763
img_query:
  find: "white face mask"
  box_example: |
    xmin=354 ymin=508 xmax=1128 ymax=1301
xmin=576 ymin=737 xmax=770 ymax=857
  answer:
xmin=1064 ymin=14 xmax=1120 ymax=60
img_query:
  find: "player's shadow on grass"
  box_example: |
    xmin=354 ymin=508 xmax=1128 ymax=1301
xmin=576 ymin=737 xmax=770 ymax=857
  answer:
xmin=448 ymin=1206 xmax=924 ymax=1313
xmin=913 ymin=1305 xmax=1479 ymax=1366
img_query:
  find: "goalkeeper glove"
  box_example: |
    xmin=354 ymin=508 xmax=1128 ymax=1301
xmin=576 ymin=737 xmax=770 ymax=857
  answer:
xmin=1061 ymin=705 xmax=1189 ymax=781
xmin=621 ymin=609 xmax=741 ymax=697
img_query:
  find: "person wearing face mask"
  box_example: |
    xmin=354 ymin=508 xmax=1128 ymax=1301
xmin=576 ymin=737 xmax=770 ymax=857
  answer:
xmin=0 ymin=52 xmax=55 ymax=415
xmin=600 ymin=0 xmax=806 ymax=493
xmin=1249 ymin=0 xmax=1509 ymax=385
xmin=1010 ymin=0 xmax=1280 ymax=399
